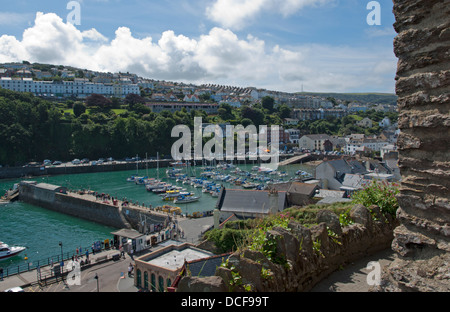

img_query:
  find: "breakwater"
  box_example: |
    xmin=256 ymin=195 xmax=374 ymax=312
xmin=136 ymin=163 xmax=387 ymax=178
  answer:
xmin=18 ymin=181 xmax=170 ymax=232
xmin=0 ymin=154 xmax=324 ymax=180
xmin=0 ymin=160 xmax=173 ymax=180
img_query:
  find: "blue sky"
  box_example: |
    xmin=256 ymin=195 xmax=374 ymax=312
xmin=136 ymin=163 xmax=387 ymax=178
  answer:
xmin=0 ymin=0 xmax=398 ymax=93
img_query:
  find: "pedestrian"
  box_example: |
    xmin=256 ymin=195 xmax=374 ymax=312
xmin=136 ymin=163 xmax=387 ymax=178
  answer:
xmin=85 ymin=250 xmax=89 ymax=261
xmin=128 ymin=263 xmax=132 ymax=277
xmin=0 ymin=267 xmax=3 ymax=281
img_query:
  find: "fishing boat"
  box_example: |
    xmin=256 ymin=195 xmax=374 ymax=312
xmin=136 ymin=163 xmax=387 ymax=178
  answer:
xmin=135 ymin=176 xmax=148 ymax=185
xmin=161 ymin=191 xmax=191 ymax=201
xmin=170 ymin=161 xmax=187 ymax=167
xmin=152 ymin=185 xmax=174 ymax=194
xmin=0 ymin=242 xmax=26 ymax=260
xmin=296 ymin=170 xmax=313 ymax=179
xmin=242 ymin=182 xmax=259 ymax=189
xmin=173 ymin=195 xmax=200 ymax=204
xmin=126 ymin=176 xmax=136 ymax=182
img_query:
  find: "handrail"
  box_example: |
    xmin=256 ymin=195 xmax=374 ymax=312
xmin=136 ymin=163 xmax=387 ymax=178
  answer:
xmin=1 ymin=244 xmax=108 ymax=278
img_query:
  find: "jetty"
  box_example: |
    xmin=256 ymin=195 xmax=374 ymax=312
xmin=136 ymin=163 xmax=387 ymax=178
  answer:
xmin=0 ymin=183 xmax=19 ymax=204
xmin=278 ymin=154 xmax=312 ymax=166
xmin=17 ymin=181 xmax=180 ymax=233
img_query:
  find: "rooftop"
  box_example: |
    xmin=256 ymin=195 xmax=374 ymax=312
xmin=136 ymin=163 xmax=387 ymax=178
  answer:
xmin=145 ymin=246 xmax=214 ymax=271
xmin=217 ymin=188 xmax=287 ymax=215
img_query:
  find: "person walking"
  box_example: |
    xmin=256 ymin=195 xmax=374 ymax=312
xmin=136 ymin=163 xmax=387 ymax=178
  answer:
xmin=0 ymin=267 xmax=3 ymax=281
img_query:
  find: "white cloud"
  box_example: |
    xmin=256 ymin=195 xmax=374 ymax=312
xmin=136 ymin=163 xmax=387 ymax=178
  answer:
xmin=0 ymin=12 xmax=396 ymax=93
xmin=205 ymin=0 xmax=333 ymax=30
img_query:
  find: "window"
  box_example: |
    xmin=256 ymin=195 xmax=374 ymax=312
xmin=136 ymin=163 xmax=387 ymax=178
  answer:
xmin=158 ymin=276 xmax=164 ymax=292
xmin=136 ymin=269 xmax=142 ymax=288
xmin=144 ymin=271 xmax=148 ymax=290
xmin=151 ymin=273 xmax=156 ymax=292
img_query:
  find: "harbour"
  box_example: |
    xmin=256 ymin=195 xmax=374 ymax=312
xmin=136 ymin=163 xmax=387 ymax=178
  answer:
xmin=0 ymin=161 xmax=316 ymax=277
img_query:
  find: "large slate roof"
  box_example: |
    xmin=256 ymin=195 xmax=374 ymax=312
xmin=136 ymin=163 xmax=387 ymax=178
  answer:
xmin=217 ymin=188 xmax=287 ymax=214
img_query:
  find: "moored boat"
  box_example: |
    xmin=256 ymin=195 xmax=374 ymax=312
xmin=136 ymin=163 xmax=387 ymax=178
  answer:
xmin=0 ymin=242 xmax=26 ymax=260
xmin=173 ymin=195 xmax=200 ymax=204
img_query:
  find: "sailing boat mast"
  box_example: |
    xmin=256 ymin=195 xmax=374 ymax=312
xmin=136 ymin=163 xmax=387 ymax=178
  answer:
xmin=157 ymin=152 xmax=160 ymax=180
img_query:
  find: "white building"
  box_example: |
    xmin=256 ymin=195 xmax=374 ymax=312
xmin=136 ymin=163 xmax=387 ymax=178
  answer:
xmin=379 ymin=117 xmax=392 ymax=128
xmin=0 ymin=77 xmax=139 ymax=98
xmin=345 ymin=138 xmax=390 ymax=154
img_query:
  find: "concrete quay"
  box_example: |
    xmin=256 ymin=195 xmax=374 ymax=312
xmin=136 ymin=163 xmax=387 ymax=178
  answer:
xmin=0 ymin=249 xmax=125 ymax=292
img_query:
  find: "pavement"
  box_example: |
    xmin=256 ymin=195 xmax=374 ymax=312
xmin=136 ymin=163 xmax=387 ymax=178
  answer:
xmin=0 ymin=249 xmax=139 ymax=292
xmin=311 ymin=248 xmax=396 ymax=292
xmin=177 ymin=216 xmax=214 ymax=245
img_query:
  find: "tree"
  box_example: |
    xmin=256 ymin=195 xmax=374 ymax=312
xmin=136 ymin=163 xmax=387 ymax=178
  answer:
xmin=86 ymin=94 xmax=112 ymax=109
xmin=125 ymin=93 xmax=145 ymax=110
xmin=241 ymin=106 xmax=265 ymax=127
xmin=277 ymin=105 xmax=292 ymax=119
xmin=261 ymin=96 xmax=275 ymax=112
xmin=73 ymin=102 xmax=86 ymax=117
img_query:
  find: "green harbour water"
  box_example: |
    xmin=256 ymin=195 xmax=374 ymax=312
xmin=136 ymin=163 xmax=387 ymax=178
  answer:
xmin=0 ymin=162 xmax=315 ymax=270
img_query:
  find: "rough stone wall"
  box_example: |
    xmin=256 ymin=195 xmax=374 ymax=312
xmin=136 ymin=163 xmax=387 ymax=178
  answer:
xmin=377 ymin=0 xmax=450 ymax=291
xmin=19 ymin=182 xmax=169 ymax=231
xmin=178 ymin=205 xmax=398 ymax=292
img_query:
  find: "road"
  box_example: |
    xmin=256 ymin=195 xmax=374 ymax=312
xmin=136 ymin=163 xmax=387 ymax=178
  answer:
xmin=22 ymin=254 xmax=138 ymax=293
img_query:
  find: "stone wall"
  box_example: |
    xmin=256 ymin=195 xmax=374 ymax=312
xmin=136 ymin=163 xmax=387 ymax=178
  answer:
xmin=0 ymin=160 xmax=173 ymax=180
xmin=377 ymin=0 xmax=450 ymax=291
xmin=178 ymin=205 xmax=398 ymax=292
xmin=19 ymin=182 xmax=169 ymax=231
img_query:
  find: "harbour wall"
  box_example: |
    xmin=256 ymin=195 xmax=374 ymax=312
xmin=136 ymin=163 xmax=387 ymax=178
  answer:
xmin=0 ymin=154 xmax=327 ymax=180
xmin=0 ymin=160 xmax=173 ymax=180
xmin=18 ymin=181 xmax=169 ymax=231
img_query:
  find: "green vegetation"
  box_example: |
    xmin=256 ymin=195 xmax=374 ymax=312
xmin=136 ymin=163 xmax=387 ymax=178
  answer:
xmin=0 ymin=91 xmax=289 ymax=166
xmin=204 ymin=182 xmax=399 ymax=261
xmin=296 ymin=110 xmax=398 ymax=137
xmin=0 ymin=89 xmax=397 ymax=166
xmin=351 ymin=180 xmax=399 ymax=216
xmin=203 ymin=202 xmax=355 ymax=255
xmin=299 ymin=92 xmax=398 ymax=106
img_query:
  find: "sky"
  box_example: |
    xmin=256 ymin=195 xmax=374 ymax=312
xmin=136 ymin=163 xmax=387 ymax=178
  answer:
xmin=0 ymin=0 xmax=398 ymax=93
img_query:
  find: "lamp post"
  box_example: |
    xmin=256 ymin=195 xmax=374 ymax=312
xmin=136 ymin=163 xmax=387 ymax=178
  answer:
xmin=94 ymin=273 xmax=99 ymax=292
xmin=59 ymin=242 xmax=64 ymax=267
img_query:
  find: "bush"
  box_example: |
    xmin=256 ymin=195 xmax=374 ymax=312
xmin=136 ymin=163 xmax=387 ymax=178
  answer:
xmin=351 ymin=181 xmax=399 ymax=216
xmin=203 ymin=228 xmax=249 ymax=254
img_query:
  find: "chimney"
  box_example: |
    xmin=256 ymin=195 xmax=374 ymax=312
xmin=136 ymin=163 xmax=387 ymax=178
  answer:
xmin=268 ymin=188 xmax=279 ymax=215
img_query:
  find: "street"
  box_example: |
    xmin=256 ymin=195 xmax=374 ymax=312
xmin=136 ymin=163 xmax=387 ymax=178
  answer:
xmin=24 ymin=255 xmax=138 ymax=293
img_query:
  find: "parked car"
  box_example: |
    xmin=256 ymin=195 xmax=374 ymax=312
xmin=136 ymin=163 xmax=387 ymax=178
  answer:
xmin=81 ymin=158 xmax=90 ymax=164
xmin=52 ymin=161 xmax=62 ymax=165
xmin=72 ymin=159 xmax=81 ymax=165
xmin=4 ymin=287 xmax=24 ymax=292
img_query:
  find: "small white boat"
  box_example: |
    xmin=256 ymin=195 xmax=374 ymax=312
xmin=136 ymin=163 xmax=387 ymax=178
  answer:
xmin=0 ymin=242 xmax=26 ymax=260
xmin=174 ymin=195 xmax=200 ymax=204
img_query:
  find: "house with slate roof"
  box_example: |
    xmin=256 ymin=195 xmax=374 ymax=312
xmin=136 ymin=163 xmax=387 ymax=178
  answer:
xmin=216 ymin=188 xmax=288 ymax=219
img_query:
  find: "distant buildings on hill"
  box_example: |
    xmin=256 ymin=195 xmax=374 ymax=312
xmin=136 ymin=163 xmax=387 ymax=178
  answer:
xmin=0 ymin=62 xmax=397 ymax=115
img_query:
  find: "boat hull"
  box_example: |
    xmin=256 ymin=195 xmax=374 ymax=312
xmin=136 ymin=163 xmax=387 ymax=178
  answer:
xmin=0 ymin=247 xmax=26 ymax=260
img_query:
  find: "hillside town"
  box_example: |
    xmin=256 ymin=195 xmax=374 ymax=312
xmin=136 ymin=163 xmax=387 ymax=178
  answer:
xmin=0 ymin=61 xmax=400 ymax=176
xmin=0 ymin=62 xmax=396 ymax=112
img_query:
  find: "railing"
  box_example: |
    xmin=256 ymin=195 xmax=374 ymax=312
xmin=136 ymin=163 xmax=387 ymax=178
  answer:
xmin=1 ymin=244 xmax=108 ymax=278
